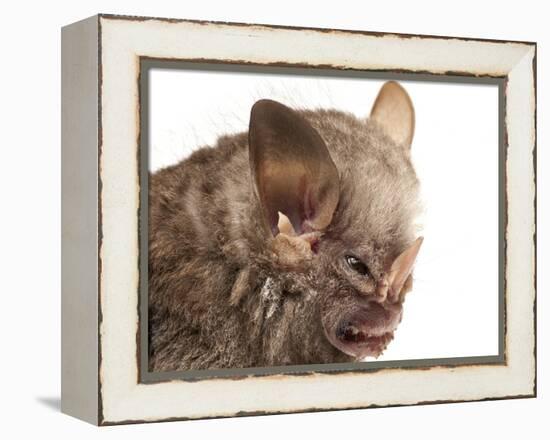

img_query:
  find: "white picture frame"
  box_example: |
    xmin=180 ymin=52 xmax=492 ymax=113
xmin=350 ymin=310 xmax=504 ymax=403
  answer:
xmin=61 ymin=14 xmax=536 ymax=425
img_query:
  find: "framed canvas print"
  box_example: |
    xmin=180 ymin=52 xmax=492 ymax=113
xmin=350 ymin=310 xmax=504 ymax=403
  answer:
xmin=61 ymin=14 xmax=537 ymax=425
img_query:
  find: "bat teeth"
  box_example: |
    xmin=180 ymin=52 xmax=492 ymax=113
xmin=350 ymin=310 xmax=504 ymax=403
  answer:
xmin=342 ymin=327 xmax=370 ymax=343
xmin=340 ymin=326 xmax=393 ymax=345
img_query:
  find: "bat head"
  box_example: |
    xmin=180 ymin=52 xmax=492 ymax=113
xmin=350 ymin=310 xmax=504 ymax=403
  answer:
xmin=247 ymin=81 xmax=423 ymax=363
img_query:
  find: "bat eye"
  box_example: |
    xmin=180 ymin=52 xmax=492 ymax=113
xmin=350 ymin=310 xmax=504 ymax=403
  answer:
xmin=345 ymin=255 xmax=370 ymax=277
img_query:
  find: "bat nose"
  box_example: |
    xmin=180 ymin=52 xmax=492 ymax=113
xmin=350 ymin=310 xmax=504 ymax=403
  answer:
xmin=372 ymin=277 xmax=389 ymax=303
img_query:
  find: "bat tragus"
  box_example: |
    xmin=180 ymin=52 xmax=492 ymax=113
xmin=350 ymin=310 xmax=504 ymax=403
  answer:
xmin=148 ymin=81 xmax=423 ymax=372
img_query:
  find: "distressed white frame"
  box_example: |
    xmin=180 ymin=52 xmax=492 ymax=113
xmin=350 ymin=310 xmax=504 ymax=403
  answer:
xmin=61 ymin=14 xmax=536 ymax=425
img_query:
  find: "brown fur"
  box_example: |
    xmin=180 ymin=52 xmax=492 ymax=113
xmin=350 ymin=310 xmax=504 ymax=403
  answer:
xmin=148 ymin=86 xmax=421 ymax=372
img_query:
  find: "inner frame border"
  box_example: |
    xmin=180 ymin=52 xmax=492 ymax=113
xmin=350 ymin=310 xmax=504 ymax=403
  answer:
xmin=137 ymin=59 xmax=507 ymax=384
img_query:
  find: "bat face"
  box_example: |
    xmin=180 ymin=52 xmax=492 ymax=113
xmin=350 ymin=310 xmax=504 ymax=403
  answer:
xmin=316 ymin=234 xmax=423 ymax=360
xmin=249 ymin=82 xmax=423 ymax=364
xmin=256 ymin=213 xmax=422 ymax=364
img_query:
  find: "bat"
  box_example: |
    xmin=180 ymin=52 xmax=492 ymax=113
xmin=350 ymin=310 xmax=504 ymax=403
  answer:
xmin=148 ymin=81 xmax=423 ymax=371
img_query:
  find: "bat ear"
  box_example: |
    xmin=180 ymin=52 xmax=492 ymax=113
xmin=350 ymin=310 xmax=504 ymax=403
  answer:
xmin=370 ymin=81 xmax=415 ymax=148
xmin=386 ymin=237 xmax=423 ymax=303
xmin=249 ymin=99 xmax=340 ymax=238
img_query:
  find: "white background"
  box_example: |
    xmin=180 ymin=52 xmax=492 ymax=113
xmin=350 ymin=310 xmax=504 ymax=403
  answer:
xmin=0 ymin=0 xmax=547 ymax=438
xmin=150 ymin=70 xmax=500 ymax=360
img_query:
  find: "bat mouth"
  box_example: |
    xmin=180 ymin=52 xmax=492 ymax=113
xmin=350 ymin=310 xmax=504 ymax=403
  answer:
xmin=335 ymin=324 xmax=394 ymax=358
xmin=323 ymin=301 xmax=402 ymax=360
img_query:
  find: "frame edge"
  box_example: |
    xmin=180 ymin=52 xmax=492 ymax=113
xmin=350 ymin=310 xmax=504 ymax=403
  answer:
xmin=61 ymin=14 xmax=101 ymax=425
xmin=97 ymin=12 xmax=537 ymax=46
